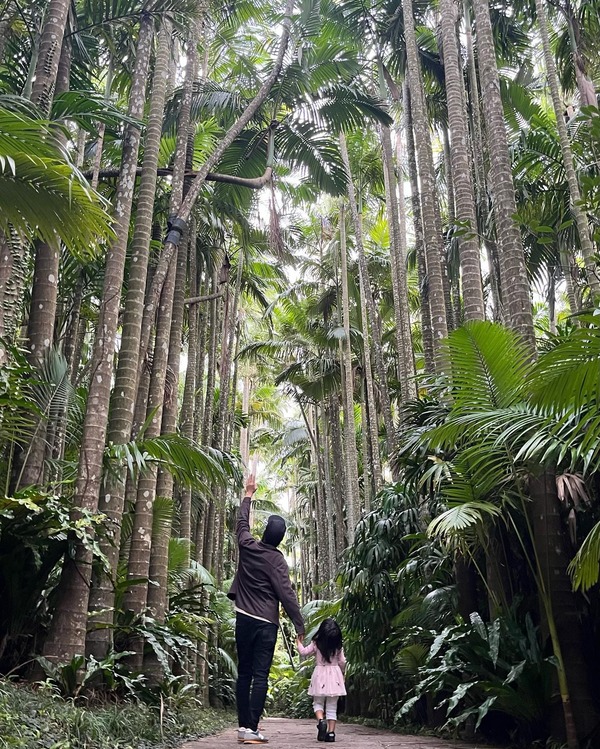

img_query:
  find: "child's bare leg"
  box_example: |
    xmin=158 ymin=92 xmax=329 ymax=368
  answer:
xmin=315 ymin=709 xmax=324 ymax=720
xmin=327 ymin=719 xmax=336 ymax=733
xmin=313 ymin=698 xmax=325 ymax=721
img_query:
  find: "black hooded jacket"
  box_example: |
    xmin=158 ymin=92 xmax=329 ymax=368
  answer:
xmin=227 ymin=497 xmax=305 ymax=634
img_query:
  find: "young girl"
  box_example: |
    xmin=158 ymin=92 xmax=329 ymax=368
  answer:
xmin=297 ymin=618 xmax=346 ymax=743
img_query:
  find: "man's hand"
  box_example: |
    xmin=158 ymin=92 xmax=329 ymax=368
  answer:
xmin=244 ymin=474 xmax=257 ymax=497
xmin=297 ymin=633 xmax=304 ymax=644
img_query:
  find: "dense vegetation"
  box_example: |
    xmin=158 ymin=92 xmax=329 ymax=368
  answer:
xmin=2 ymin=0 xmax=600 ymax=747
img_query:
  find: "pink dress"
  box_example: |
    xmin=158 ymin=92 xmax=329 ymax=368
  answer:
xmin=298 ymin=641 xmax=347 ymax=697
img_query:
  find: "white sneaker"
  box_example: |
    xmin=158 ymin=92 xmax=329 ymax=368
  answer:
xmin=243 ymin=730 xmax=268 ymax=744
xmin=237 ymin=728 xmax=249 ymax=743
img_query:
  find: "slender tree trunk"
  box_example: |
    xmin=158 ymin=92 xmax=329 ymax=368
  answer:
xmin=329 ymin=394 xmax=346 ymax=556
xmin=0 ymin=233 xmax=14 ymax=364
xmin=381 ymin=126 xmax=416 ymax=397
xmin=31 ymin=0 xmax=70 ymax=112
xmin=401 ymin=0 xmax=448 ymax=359
xmin=339 ymin=131 xmax=390 ymax=472
xmin=472 ymin=0 xmax=535 ymax=347
xmin=534 ymin=0 xmax=600 ymax=298
xmin=124 ymin=256 xmax=177 ymax=672
xmin=20 ymin=37 xmax=72 ymax=488
xmin=43 ymin=15 xmax=154 ymax=663
xmin=403 ymin=82 xmax=435 ymax=374
xmin=179 ymin=229 xmax=200 ymax=558
xmin=529 ymin=473 xmax=598 ymax=746
xmin=240 ymin=374 xmax=251 ymax=470
xmin=311 ymin=406 xmax=329 ymax=585
xmin=338 ymin=205 xmax=360 ymax=541
xmin=321 ymin=406 xmax=339 ymax=585
xmin=360 ymin=399 xmax=372 ymax=512
xmin=201 ymin=276 xmax=222 ymax=573
xmin=146 ymin=239 xmax=187 ymax=621
xmin=145 ymin=63 xmax=199 ymax=613
xmin=194 ymin=277 xmax=208 ymax=444
xmin=561 ymin=0 xmax=597 ymax=108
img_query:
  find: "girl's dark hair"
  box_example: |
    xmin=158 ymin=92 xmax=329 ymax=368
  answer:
xmin=314 ymin=618 xmax=343 ymax=662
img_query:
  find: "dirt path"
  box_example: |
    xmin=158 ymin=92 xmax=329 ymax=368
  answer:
xmin=182 ymin=717 xmax=492 ymax=748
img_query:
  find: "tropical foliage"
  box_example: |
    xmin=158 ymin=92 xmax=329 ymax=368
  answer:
xmin=2 ymin=0 xmax=600 ymax=747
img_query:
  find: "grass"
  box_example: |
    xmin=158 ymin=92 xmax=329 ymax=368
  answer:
xmin=0 ymin=679 xmax=234 ymax=748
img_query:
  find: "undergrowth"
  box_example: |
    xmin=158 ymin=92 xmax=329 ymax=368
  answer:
xmin=0 ymin=679 xmax=233 ymax=748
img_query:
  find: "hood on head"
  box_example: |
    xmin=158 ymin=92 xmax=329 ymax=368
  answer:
xmin=261 ymin=514 xmax=286 ymax=547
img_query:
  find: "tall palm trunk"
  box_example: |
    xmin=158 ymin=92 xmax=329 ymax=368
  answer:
xmin=560 ymin=0 xmax=597 ymax=108
xmin=329 ymin=393 xmax=346 ymax=556
xmin=439 ymin=0 xmax=485 ymax=321
xmin=213 ymin=256 xmax=243 ymax=587
xmin=339 ymin=131 xmax=388 ymax=475
xmin=321 ymin=405 xmax=339 ymax=584
xmin=296 ymin=394 xmax=330 ymax=586
xmin=146 ymin=239 xmax=187 ymax=621
xmin=145 ymin=50 xmax=199 ymax=616
xmin=239 ymin=374 xmax=251 ymax=470
xmin=338 ymin=205 xmax=360 ymax=541
xmin=31 ymin=0 xmax=70 ymax=112
xmin=471 ymin=0 xmax=535 ymax=347
xmin=403 ymin=83 xmax=435 ymax=373
xmin=86 ymin=22 xmax=171 ymax=659
xmin=381 ymin=125 xmax=416 ymax=397
xmin=401 ymin=0 xmax=448 ymax=359
xmin=534 ymin=0 xmax=600 ymax=298
xmin=528 ymin=473 xmax=597 ymax=747
xmin=20 ymin=37 xmax=72 ymax=488
xmin=0 ymin=233 xmax=13 ymax=352
xmin=43 ymin=15 xmax=155 ymax=663
xmin=124 ymin=257 xmax=177 ymax=669
xmin=463 ymin=1 xmax=503 ymax=321
xmin=201 ymin=275 xmax=222 ymax=574
xmin=179 ymin=234 xmax=200 ymax=559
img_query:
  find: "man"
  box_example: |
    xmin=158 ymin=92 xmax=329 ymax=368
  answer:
xmin=228 ymin=475 xmax=305 ymax=745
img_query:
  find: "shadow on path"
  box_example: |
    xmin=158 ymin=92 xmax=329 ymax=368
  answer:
xmin=182 ymin=717 xmax=494 ymax=748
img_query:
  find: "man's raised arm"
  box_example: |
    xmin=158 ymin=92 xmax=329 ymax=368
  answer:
xmin=237 ymin=474 xmax=257 ymax=547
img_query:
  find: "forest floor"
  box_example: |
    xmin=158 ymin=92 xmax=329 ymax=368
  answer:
xmin=182 ymin=717 xmax=494 ymax=748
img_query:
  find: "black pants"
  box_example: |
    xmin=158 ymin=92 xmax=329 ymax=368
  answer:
xmin=235 ymin=613 xmax=278 ymax=731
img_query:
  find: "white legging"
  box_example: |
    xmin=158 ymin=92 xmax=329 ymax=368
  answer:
xmin=313 ymin=696 xmax=339 ymax=721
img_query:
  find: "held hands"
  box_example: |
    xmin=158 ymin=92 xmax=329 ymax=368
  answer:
xmin=244 ymin=473 xmax=257 ymax=498
xmin=296 ymin=634 xmax=304 ymax=645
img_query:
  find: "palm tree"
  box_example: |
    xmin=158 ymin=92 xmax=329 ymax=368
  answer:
xmin=439 ymin=0 xmax=485 ymax=321
xmin=471 ymin=0 xmax=535 ymax=348
xmin=423 ymin=321 xmax=600 ymax=744
xmin=381 ymin=124 xmax=416 ymax=396
xmin=43 ymin=13 xmax=156 ymax=663
xmin=338 ymin=204 xmax=360 ymax=540
xmin=400 ymin=0 xmax=448 ymax=362
xmin=339 ymin=130 xmax=390 ymax=473
xmin=403 ymin=81 xmax=435 ymax=373
xmin=86 ymin=20 xmax=173 ymax=660
xmin=533 ymin=0 xmax=600 ymax=298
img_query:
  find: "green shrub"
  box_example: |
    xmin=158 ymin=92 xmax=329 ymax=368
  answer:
xmin=267 ymin=661 xmax=313 ymax=718
xmin=397 ymin=613 xmax=554 ymax=744
xmin=0 ymin=679 xmax=233 ymax=748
